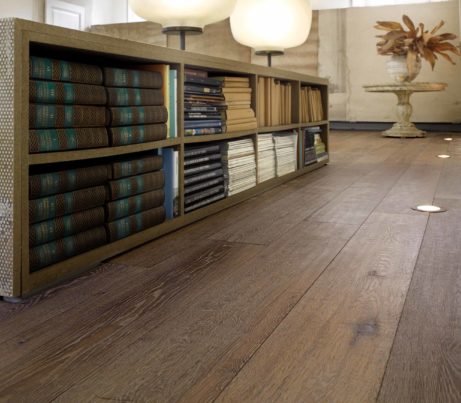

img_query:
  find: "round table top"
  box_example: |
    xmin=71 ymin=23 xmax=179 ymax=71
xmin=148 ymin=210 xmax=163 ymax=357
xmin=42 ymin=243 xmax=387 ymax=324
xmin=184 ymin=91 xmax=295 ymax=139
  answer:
xmin=363 ymin=82 xmax=447 ymax=92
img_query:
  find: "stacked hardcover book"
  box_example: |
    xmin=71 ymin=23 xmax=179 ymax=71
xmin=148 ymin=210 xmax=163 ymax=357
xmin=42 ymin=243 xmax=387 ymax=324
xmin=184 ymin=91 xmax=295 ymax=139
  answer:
xmin=29 ymin=56 xmax=109 ymax=153
xmin=222 ymin=138 xmax=257 ymax=196
xmin=29 ymin=163 xmax=109 ymax=271
xmin=106 ymin=154 xmax=166 ymax=242
xmin=184 ymin=69 xmax=225 ymax=136
xmin=214 ymin=76 xmax=257 ymax=133
xmin=184 ymin=144 xmax=225 ymax=213
xmin=303 ymin=127 xmax=319 ymax=166
xmin=104 ymin=67 xmax=168 ymax=145
xmin=274 ymin=131 xmax=298 ymax=177
xmin=257 ymin=133 xmax=277 ymax=183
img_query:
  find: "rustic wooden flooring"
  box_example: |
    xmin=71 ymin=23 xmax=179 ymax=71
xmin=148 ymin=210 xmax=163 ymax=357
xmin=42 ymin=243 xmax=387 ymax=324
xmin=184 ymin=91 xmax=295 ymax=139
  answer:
xmin=0 ymin=131 xmax=460 ymax=402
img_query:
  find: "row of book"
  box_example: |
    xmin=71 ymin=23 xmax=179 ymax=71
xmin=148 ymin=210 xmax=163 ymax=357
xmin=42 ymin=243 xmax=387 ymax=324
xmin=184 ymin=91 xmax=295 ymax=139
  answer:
xmin=184 ymin=69 xmax=257 ymax=136
xmin=28 ymin=152 xmax=174 ymax=272
xmin=257 ymin=77 xmax=293 ymax=128
xmin=304 ymin=126 xmax=328 ymax=165
xmin=300 ymin=86 xmax=324 ymax=123
xmin=29 ymin=56 xmax=171 ymax=153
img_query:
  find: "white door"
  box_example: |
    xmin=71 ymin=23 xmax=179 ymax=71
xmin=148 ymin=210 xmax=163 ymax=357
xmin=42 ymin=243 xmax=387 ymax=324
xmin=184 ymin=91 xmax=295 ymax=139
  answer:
xmin=45 ymin=0 xmax=86 ymax=30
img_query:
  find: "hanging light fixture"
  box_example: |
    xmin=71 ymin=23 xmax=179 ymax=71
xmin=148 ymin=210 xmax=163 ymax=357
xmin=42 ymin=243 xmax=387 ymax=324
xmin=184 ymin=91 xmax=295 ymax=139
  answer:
xmin=129 ymin=0 xmax=237 ymax=50
xmin=230 ymin=0 xmax=312 ymax=66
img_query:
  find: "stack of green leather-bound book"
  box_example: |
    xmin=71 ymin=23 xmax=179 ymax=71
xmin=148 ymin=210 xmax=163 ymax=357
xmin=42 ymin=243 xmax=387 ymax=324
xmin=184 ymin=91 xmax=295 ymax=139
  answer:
xmin=28 ymin=163 xmax=110 ymax=271
xmin=29 ymin=56 xmax=109 ymax=152
xmin=104 ymin=67 xmax=168 ymax=145
xmin=106 ymin=153 xmax=166 ymax=242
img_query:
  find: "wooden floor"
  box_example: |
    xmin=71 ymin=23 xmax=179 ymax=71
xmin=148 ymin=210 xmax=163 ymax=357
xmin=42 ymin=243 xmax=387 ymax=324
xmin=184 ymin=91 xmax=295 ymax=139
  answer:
xmin=1 ymin=131 xmax=460 ymax=402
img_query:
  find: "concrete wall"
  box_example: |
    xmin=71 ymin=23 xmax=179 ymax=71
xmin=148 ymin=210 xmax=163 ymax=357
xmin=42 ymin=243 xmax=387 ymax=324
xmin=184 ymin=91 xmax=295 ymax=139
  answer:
xmin=319 ymin=1 xmax=461 ymax=122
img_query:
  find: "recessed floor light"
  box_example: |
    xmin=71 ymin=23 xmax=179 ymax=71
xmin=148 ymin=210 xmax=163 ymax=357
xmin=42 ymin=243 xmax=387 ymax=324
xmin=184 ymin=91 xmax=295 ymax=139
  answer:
xmin=444 ymin=137 xmax=453 ymax=141
xmin=412 ymin=205 xmax=446 ymax=213
xmin=437 ymin=154 xmax=450 ymax=159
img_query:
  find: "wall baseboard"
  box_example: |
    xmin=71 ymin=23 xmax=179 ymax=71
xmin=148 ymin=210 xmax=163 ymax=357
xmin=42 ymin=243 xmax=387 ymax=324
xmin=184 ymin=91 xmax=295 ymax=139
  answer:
xmin=331 ymin=121 xmax=461 ymax=132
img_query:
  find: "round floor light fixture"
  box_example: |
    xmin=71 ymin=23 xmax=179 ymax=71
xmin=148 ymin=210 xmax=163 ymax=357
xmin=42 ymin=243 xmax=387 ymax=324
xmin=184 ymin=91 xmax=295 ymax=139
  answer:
xmin=412 ymin=205 xmax=446 ymax=213
xmin=129 ymin=0 xmax=237 ymax=50
xmin=230 ymin=0 xmax=312 ymax=66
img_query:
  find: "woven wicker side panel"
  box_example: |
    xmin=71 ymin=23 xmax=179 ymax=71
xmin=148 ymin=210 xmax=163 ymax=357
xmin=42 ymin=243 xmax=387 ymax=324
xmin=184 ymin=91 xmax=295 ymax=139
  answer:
xmin=0 ymin=18 xmax=16 ymax=297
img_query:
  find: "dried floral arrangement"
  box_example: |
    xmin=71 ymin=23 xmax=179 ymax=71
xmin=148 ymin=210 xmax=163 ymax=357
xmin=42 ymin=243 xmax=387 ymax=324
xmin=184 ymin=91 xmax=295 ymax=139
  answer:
xmin=375 ymin=15 xmax=460 ymax=75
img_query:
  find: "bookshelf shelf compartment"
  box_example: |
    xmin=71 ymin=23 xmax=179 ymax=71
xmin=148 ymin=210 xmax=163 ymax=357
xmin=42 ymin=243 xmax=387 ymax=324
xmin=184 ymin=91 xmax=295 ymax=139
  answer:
xmin=0 ymin=18 xmax=329 ymax=298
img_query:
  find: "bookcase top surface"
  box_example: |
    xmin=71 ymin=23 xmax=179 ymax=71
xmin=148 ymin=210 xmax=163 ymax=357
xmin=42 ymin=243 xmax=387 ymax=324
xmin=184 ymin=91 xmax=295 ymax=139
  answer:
xmin=9 ymin=18 xmax=328 ymax=86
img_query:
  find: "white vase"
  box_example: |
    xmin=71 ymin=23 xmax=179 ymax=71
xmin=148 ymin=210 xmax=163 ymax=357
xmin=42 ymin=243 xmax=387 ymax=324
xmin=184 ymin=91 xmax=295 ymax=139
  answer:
xmin=385 ymin=55 xmax=421 ymax=83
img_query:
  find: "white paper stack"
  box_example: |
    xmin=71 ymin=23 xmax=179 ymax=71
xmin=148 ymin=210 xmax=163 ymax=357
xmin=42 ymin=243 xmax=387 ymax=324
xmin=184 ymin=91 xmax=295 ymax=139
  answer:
xmin=274 ymin=131 xmax=298 ymax=177
xmin=257 ymin=133 xmax=276 ymax=183
xmin=222 ymin=138 xmax=257 ymax=196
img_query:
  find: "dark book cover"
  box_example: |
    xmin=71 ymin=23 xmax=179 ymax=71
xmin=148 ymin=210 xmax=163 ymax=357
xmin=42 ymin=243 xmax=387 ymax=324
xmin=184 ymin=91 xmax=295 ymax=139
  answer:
xmin=304 ymin=132 xmax=315 ymax=148
xmin=184 ymin=168 xmax=224 ymax=186
xmin=184 ymin=69 xmax=208 ymax=78
xmin=184 ymin=162 xmax=222 ymax=177
xmin=29 ymin=185 xmax=107 ymax=224
xmin=30 ymin=80 xmax=107 ymax=105
xmin=29 ymin=104 xmax=108 ymax=129
xmin=108 ymin=106 xmax=168 ymax=127
xmin=103 ymin=67 xmax=163 ymax=89
xmin=184 ymin=120 xmax=223 ymax=129
xmin=29 ymin=164 xmax=110 ymax=199
xmin=29 ymin=56 xmax=103 ymax=85
xmin=106 ymin=87 xmax=164 ymax=107
xmin=184 ymin=192 xmax=225 ymax=213
xmin=108 ymin=171 xmax=165 ymax=200
xmin=185 ymin=184 xmax=225 ymax=205
xmin=185 ymin=144 xmax=220 ymax=158
xmin=184 ymin=105 xmax=218 ymax=113
xmin=107 ymin=206 xmax=166 ymax=242
xmin=184 ymin=153 xmax=222 ymax=167
xmin=184 ymin=176 xmax=224 ymax=195
xmin=184 ymin=127 xmax=223 ymax=136
xmin=29 ymin=127 xmax=109 ymax=153
xmin=111 ymin=155 xmax=163 ymax=179
xmin=106 ymin=189 xmax=165 ymax=221
xmin=29 ymin=206 xmax=105 ymax=247
xmin=109 ymin=124 xmax=167 ymax=146
xmin=29 ymin=226 xmax=107 ymax=272
xmin=184 ymin=84 xmax=222 ymax=95
xmin=184 ymin=75 xmax=222 ymax=88
xmin=184 ymin=112 xmax=221 ymax=120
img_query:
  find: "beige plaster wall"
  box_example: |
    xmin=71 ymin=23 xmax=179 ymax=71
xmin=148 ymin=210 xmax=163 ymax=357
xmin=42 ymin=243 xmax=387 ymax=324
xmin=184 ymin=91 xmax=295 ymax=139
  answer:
xmin=319 ymin=1 xmax=461 ymax=123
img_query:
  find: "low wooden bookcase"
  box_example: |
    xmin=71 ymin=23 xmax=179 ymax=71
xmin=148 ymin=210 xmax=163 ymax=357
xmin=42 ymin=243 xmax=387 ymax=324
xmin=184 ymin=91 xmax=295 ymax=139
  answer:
xmin=0 ymin=18 xmax=329 ymax=298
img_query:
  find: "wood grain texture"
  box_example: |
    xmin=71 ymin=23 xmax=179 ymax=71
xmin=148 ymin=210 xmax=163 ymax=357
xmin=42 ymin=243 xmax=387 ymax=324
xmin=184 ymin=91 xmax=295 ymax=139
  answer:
xmin=0 ymin=131 xmax=458 ymax=403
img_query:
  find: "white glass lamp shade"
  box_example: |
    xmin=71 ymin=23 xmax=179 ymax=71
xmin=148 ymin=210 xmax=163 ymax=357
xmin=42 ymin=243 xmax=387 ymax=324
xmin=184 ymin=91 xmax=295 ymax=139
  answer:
xmin=230 ymin=0 xmax=312 ymax=53
xmin=129 ymin=0 xmax=237 ymax=30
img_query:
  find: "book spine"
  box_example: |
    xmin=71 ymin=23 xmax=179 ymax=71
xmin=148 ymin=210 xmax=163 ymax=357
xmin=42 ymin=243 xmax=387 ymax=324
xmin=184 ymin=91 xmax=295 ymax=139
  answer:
xmin=29 ymin=226 xmax=107 ymax=272
xmin=184 ymin=127 xmax=223 ymax=136
xmin=108 ymin=171 xmax=165 ymax=200
xmin=184 ymin=120 xmax=223 ymax=129
xmin=111 ymin=155 xmax=163 ymax=179
xmin=29 ymin=80 xmax=107 ymax=105
xmin=29 ymin=104 xmax=108 ymax=129
xmin=184 ymin=69 xmax=208 ymax=78
xmin=184 ymin=145 xmax=220 ymax=158
xmin=184 ymin=176 xmax=224 ymax=195
xmin=29 ymin=185 xmax=107 ymax=224
xmin=169 ymin=69 xmax=177 ymax=139
xmin=29 ymin=207 xmax=105 ymax=247
xmin=107 ymin=207 xmax=166 ymax=242
xmin=103 ymin=67 xmax=163 ymax=89
xmin=184 ymin=153 xmax=222 ymax=166
xmin=106 ymin=189 xmax=165 ymax=221
xmin=184 ymin=105 xmax=218 ymax=113
xmin=29 ymin=56 xmax=103 ymax=85
xmin=109 ymin=106 xmax=168 ymax=127
xmin=29 ymin=164 xmax=110 ymax=199
xmin=184 ymin=168 xmax=224 ymax=185
xmin=184 ymin=162 xmax=222 ymax=177
xmin=185 ymin=184 xmax=225 ymax=205
xmin=29 ymin=127 xmax=109 ymax=153
xmin=184 ymin=193 xmax=225 ymax=213
xmin=109 ymin=124 xmax=167 ymax=146
xmin=106 ymin=88 xmax=164 ymax=106
xmin=184 ymin=85 xmax=222 ymax=95
xmin=185 ymin=113 xmax=221 ymax=120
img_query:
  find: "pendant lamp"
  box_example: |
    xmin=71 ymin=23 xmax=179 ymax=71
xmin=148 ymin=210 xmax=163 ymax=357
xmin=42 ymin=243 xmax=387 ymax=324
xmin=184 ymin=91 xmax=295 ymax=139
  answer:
xmin=230 ymin=0 xmax=312 ymax=66
xmin=128 ymin=0 xmax=237 ymax=50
